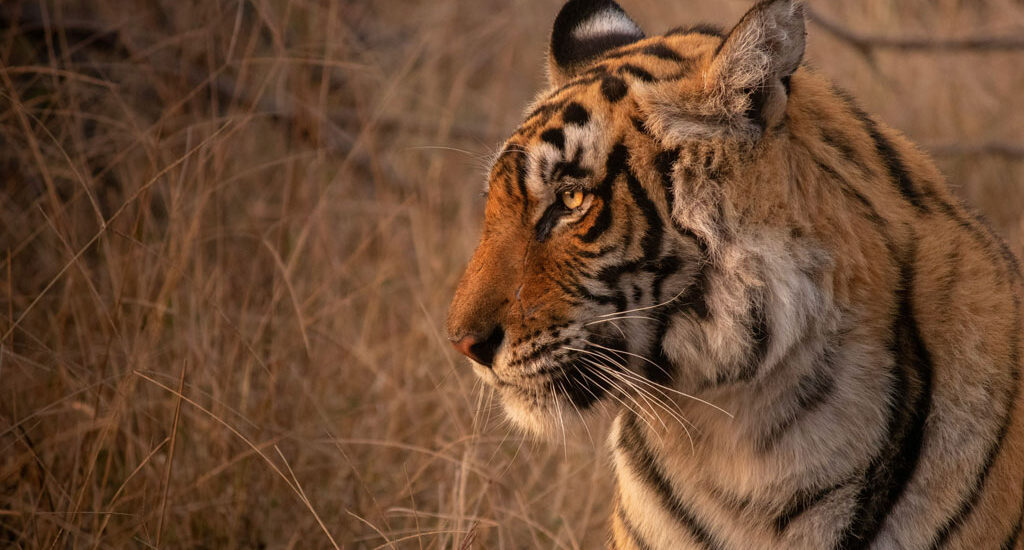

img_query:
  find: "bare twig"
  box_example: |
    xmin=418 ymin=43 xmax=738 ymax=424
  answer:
xmin=807 ymin=7 xmax=1024 ymax=53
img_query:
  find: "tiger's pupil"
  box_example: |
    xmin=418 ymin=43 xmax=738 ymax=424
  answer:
xmin=562 ymin=190 xmax=584 ymax=209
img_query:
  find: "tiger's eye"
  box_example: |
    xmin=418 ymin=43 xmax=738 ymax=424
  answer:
xmin=561 ymin=190 xmax=585 ymax=209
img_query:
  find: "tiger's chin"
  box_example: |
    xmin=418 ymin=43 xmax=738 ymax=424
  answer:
xmin=478 ymin=361 xmax=616 ymax=440
xmin=498 ymin=385 xmax=610 ymax=440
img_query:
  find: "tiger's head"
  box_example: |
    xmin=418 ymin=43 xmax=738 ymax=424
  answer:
xmin=447 ymin=0 xmax=810 ymax=437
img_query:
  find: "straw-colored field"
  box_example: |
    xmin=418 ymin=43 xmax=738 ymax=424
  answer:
xmin=2 ymin=0 xmax=1022 ymax=547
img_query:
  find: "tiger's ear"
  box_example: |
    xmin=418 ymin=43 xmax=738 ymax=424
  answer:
xmin=708 ymin=0 xmax=805 ymax=135
xmin=548 ymin=0 xmax=645 ymax=87
xmin=643 ymin=0 xmax=805 ymax=143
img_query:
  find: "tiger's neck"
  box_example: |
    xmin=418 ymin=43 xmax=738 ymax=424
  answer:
xmin=609 ymin=212 xmax=900 ymax=547
xmin=610 ymin=317 xmax=895 ymax=547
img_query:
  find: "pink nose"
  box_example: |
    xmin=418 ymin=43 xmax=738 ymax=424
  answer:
xmin=449 ymin=327 xmax=503 ymax=367
xmin=452 ymin=335 xmax=480 ymax=361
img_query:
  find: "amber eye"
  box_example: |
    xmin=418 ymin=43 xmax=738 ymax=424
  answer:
xmin=561 ymin=190 xmax=585 ymax=209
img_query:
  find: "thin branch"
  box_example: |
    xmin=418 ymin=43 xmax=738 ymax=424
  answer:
xmin=806 ymin=7 xmax=1024 ymax=53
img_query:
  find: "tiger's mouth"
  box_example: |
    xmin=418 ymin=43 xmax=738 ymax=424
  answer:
xmin=477 ymin=329 xmax=641 ymax=434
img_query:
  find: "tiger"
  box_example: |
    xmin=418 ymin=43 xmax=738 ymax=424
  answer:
xmin=445 ymin=0 xmax=1024 ymax=547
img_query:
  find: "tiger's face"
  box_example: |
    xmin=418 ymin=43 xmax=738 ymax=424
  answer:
xmin=447 ymin=0 xmax=805 ymax=436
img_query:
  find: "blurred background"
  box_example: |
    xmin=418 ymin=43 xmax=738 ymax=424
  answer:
xmin=1 ymin=0 xmax=1022 ymax=548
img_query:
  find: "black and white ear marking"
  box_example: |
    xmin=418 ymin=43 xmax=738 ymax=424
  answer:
xmin=548 ymin=0 xmax=645 ymax=86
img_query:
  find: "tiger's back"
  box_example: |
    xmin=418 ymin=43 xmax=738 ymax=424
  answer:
xmin=446 ymin=1 xmax=1024 ymax=548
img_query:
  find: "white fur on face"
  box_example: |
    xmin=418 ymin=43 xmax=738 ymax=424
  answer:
xmin=571 ymin=9 xmax=642 ymax=42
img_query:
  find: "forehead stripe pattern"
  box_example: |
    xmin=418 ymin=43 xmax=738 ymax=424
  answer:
xmin=579 ymin=143 xmax=628 ymax=242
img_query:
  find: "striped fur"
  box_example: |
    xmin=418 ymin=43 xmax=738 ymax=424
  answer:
xmin=445 ymin=0 xmax=1024 ymax=547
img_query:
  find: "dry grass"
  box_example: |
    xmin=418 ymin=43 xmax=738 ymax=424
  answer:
xmin=1 ymin=0 xmax=1022 ymax=548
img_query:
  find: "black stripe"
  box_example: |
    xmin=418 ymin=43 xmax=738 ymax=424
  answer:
xmin=831 ymin=88 xmax=925 ymax=214
xmin=601 ymin=75 xmax=629 ymax=102
xmin=563 ymin=102 xmax=590 ymax=126
xmin=578 ymin=243 xmax=619 ymax=258
xmin=631 ymin=116 xmax=659 ymax=140
xmin=603 ymin=42 xmax=685 ymax=63
xmin=535 ymin=202 xmax=568 ymax=242
xmin=849 ymin=107 xmax=928 ymax=213
xmin=641 ymin=43 xmax=684 ymax=62
xmin=838 ymin=240 xmax=933 ymax=548
xmin=551 ymin=159 xmax=591 ymax=182
xmin=550 ymin=274 xmax=586 ymax=302
xmin=737 ymin=295 xmax=770 ymax=382
xmin=649 ymin=255 xmax=681 ymax=304
xmin=579 ymin=198 xmax=613 ymax=243
xmin=1001 ymin=485 xmax=1024 ymax=550
xmin=557 ymin=362 xmax=612 ymax=409
xmin=595 ymin=259 xmax=643 ymax=287
xmin=654 ymin=148 xmax=715 ymax=257
xmin=814 ymin=157 xmax=887 ymax=229
xmin=514 ymin=150 xmax=530 ymax=223
xmin=920 ymin=181 xmax=1023 ymax=550
xmin=928 ymin=287 xmax=1022 ymax=549
xmin=624 ymin=170 xmax=664 ymax=262
xmin=494 ymin=146 xmax=518 ymax=200
xmin=524 ymin=100 xmax=566 ymax=126
xmin=618 ymin=411 xmax=726 ymax=550
xmin=517 ymin=98 xmax=575 ymax=138
xmin=574 ymin=280 xmax=627 ymax=311
xmin=507 ymin=340 xmax=566 ymax=368
xmin=548 ymin=73 xmax=605 ymax=101
xmin=756 ymin=347 xmax=836 ymax=453
xmin=926 ymin=190 xmax=1020 ymax=280
xmin=618 ymin=64 xmax=656 ymax=82
xmin=540 ymin=127 xmax=565 ymax=150
xmin=665 ymin=24 xmax=725 ymax=37
xmin=821 ymin=131 xmax=862 ymax=170
xmin=775 ymin=478 xmax=849 ymax=534
xmin=579 ymin=144 xmax=628 ymax=242
xmin=616 ymin=506 xmax=654 ymax=550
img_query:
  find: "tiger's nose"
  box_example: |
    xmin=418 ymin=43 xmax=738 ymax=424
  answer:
xmin=450 ymin=326 xmax=504 ymax=368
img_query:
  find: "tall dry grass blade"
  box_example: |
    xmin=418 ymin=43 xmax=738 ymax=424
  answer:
xmin=92 ymin=438 xmax=169 ymax=548
xmin=155 ymin=362 xmax=186 ymax=547
xmin=132 ymin=370 xmax=342 ymax=549
xmin=1 ymin=122 xmax=234 ymax=343
xmin=273 ymin=445 xmax=340 ymax=550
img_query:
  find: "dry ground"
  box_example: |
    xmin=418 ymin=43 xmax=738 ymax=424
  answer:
xmin=1 ymin=0 xmax=1022 ymax=548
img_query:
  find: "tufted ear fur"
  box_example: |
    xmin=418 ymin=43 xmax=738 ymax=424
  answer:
xmin=548 ymin=0 xmax=645 ymax=87
xmin=643 ymin=0 xmax=805 ymax=143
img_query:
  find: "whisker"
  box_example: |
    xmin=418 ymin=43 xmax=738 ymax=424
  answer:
xmin=553 ymin=380 xmax=569 ymax=460
xmin=578 ymin=356 xmax=669 ymax=430
xmin=571 ymin=343 xmax=735 ymax=419
xmin=585 ymin=315 xmax=661 ymax=326
xmin=561 ymin=366 xmax=597 ymax=447
xmin=599 ymin=317 xmax=629 ymax=340
xmin=573 ymin=360 xmax=661 ymax=436
xmin=596 ymin=287 xmax=690 ymax=319
xmin=578 ymin=357 xmax=694 ymax=450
